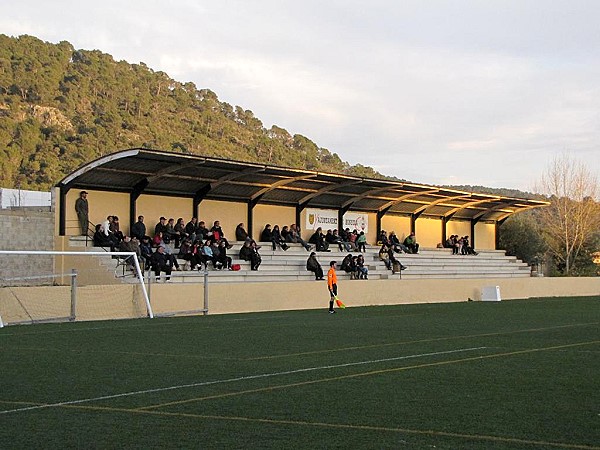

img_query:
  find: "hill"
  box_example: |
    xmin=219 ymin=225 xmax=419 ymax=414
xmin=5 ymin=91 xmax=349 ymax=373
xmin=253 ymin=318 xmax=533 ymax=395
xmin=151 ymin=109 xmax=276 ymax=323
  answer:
xmin=0 ymin=34 xmax=386 ymax=190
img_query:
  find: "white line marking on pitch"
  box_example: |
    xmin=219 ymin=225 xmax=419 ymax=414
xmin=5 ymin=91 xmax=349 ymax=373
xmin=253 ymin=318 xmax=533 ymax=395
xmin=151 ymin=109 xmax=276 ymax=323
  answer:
xmin=0 ymin=346 xmax=485 ymax=415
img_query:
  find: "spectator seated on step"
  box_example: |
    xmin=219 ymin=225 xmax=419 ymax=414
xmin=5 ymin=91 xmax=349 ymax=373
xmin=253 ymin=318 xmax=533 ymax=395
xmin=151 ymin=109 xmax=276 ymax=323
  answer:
xmin=210 ymin=220 xmax=233 ymax=249
xmin=178 ymin=238 xmax=202 ymax=270
xmin=150 ymin=245 xmax=173 ymax=282
xmin=240 ymin=240 xmax=262 ymax=270
xmin=306 ymin=252 xmax=324 ymax=280
xmin=111 ymin=216 xmax=125 ymax=242
xmin=118 ymin=235 xmax=142 ymax=271
xmin=270 ymin=225 xmax=289 ymax=251
xmin=341 ymin=253 xmax=354 ymax=274
xmin=389 ymin=231 xmax=408 ymax=253
xmin=100 ymin=215 xmax=120 ymax=250
xmin=286 ymin=223 xmax=312 ymax=251
xmin=200 ymin=240 xmax=218 ymax=269
xmin=160 ymin=236 xmax=181 ymax=271
xmin=309 ymin=227 xmax=330 ymax=252
xmin=196 ymin=220 xmax=210 ymax=242
xmin=139 ymin=236 xmax=153 ymax=271
xmin=403 ymin=232 xmax=420 ymax=254
xmin=185 ymin=217 xmax=199 ymax=243
xmin=131 ymin=215 xmax=149 ymax=241
xmin=216 ymin=240 xmax=233 ymax=270
xmin=93 ymin=223 xmax=114 ymax=249
xmin=154 ymin=216 xmax=168 ymax=238
xmin=377 ymin=229 xmax=390 ymax=246
xmin=356 ymin=254 xmax=368 ymax=279
xmin=461 ymin=236 xmax=478 ymax=255
xmin=346 ymin=228 xmax=358 ymax=251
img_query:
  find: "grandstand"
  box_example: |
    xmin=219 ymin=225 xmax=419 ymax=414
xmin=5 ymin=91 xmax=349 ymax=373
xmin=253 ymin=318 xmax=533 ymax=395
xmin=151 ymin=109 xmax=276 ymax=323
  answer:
xmin=2 ymin=148 xmax=598 ymax=324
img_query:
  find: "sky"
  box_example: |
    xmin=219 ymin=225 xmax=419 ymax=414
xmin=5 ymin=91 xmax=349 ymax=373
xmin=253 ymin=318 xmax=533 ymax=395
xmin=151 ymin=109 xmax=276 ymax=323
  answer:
xmin=3 ymin=0 xmax=600 ymax=192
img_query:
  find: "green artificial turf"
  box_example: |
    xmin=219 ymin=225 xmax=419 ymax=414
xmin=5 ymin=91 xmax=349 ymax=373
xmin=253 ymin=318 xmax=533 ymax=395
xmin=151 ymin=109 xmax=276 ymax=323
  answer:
xmin=0 ymin=296 xmax=598 ymax=449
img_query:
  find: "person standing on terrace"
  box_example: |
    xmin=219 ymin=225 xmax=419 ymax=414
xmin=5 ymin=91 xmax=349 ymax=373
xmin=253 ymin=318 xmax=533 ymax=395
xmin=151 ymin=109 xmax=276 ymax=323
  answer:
xmin=75 ymin=191 xmax=89 ymax=235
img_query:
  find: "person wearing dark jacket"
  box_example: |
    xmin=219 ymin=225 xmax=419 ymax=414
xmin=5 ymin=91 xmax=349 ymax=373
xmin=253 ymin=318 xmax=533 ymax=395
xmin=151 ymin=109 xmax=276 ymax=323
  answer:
xmin=216 ymin=240 xmax=233 ymax=270
xmin=131 ymin=215 xmax=147 ymax=241
xmin=235 ymin=223 xmax=249 ymax=241
xmin=154 ymin=217 xmax=168 ymax=237
xmin=306 ymin=252 xmax=324 ymax=280
xmin=209 ymin=220 xmax=233 ymax=248
xmin=271 ymin=225 xmax=289 ymax=251
xmin=240 ymin=241 xmax=261 ymax=270
xmin=75 ymin=190 xmax=89 ymax=235
xmin=260 ymin=224 xmax=273 ymax=243
xmin=185 ymin=217 xmax=199 ymax=242
xmin=309 ymin=227 xmax=330 ymax=252
xmin=93 ymin=223 xmax=113 ymax=248
xmin=150 ymin=245 xmax=173 ymax=282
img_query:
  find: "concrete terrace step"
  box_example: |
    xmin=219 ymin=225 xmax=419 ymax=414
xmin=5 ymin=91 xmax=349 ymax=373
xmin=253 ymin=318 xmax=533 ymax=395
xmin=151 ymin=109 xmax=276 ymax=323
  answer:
xmin=70 ymin=237 xmax=532 ymax=283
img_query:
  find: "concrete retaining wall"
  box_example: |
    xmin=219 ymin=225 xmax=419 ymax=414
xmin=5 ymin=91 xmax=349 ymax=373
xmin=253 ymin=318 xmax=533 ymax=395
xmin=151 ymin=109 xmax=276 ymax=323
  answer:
xmin=0 ymin=210 xmax=54 ymax=282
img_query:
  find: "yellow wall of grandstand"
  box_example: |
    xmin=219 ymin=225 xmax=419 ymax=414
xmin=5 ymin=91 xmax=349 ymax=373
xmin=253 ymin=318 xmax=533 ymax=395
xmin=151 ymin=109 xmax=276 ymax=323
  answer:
xmin=63 ymin=188 xmax=130 ymax=236
xmin=475 ymin=223 xmax=496 ymax=249
xmin=254 ymin=204 xmax=296 ymax=237
xmin=381 ymin=215 xmax=411 ymax=240
xmin=447 ymin=220 xmax=471 ymax=239
xmin=415 ymin=217 xmax=442 ymax=247
xmin=3 ymin=277 xmax=598 ymax=324
xmin=137 ymin=194 xmax=192 ymax=235
xmin=199 ymin=200 xmax=246 ymax=241
xmin=58 ymin=188 xmax=497 ymax=249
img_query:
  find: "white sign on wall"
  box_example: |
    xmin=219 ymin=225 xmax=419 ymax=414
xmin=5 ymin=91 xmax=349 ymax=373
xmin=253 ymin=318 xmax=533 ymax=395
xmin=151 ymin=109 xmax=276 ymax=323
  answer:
xmin=306 ymin=209 xmax=338 ymax=231
xmin=343 ymin=212 xmax=369 ymax=233
xmin=305 ymin=209 xmax=369 ymax=233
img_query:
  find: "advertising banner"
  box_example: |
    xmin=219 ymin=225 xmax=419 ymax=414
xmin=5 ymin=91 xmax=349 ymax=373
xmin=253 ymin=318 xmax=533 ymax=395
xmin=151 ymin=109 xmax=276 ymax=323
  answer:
xmin=343 ymin=212 xmax=369 ymax=233
xmin=305 ymin=209 xmax=338 ymax=231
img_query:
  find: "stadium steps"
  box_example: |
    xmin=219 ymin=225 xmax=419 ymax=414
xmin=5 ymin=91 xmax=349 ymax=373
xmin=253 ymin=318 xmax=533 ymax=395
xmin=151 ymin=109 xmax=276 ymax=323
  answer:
xmin=67 ymin=237 xmax=531 ymax=283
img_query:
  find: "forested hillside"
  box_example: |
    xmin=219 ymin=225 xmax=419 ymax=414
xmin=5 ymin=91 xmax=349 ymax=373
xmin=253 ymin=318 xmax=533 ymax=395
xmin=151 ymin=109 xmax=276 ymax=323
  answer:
xmin=0 ymin=34 xmax=384 ymax=190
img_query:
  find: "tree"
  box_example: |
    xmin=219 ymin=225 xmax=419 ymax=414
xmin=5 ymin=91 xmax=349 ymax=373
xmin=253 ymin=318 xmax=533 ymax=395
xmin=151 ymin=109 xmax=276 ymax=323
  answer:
xmin=498 ymin=210 xmax=546 ymax=265
xmin=534 ymin=155 xmax=600 ymax=275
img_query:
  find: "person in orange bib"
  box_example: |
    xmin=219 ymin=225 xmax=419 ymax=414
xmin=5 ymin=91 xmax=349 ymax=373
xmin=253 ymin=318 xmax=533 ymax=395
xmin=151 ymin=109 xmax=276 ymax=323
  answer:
xmin=327 ymin=260 xmax=338 ymax=314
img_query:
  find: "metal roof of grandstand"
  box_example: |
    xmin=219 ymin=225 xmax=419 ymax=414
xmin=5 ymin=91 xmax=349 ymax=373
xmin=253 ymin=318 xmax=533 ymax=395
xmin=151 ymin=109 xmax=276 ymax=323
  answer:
xmin=58 ymin=148 xmax=548 ymax=222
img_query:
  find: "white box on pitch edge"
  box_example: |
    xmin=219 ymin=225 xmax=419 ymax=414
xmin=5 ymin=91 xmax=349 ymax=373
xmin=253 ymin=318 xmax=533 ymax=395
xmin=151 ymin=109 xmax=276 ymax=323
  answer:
xmin=481 ymin=286 xmax=501 ymax=301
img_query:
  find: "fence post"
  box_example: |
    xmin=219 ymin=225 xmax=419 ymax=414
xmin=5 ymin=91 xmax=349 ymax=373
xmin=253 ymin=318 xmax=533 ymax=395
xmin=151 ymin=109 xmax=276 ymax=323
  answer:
xmin=203 ymin=268 xmax=209 ymax=315
xmin=70 ymin=269 xmax=77 ymax=321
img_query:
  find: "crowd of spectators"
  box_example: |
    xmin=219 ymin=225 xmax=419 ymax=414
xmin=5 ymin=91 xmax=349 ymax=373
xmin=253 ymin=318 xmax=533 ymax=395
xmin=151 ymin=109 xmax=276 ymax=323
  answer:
xmin=94 ymin=214 xmax=462 ymax=280
xmin=444 ymin=235 xmax=478 ymax=255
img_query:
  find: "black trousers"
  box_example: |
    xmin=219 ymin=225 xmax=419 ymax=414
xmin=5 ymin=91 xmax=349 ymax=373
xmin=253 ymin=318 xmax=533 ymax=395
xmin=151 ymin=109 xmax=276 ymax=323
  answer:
xmin=153 ymin=264 xmax=172 ymax=279
xmin=310 ymin=266 xmax=323 ymax=279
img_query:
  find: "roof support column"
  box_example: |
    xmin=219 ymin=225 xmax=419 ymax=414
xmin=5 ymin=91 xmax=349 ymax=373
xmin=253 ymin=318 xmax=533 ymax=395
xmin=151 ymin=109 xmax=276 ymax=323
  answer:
xmin=58 ymin=185 xmax=69 ymax=236
xmin=441 ymin=217 xmax=448 ymax=246
xmin=495 ymin=218 xmax=508 ymax=250
xmin=193 ymin=184 xmax=212 ymax=218
xmin=337 ymin=205 xmax=351 ymax=232
xmin=247 ymin=196 xmax=263 ymax=240
xmin=376 ymin=206 xmax=391 ymax=241
xmin=295 ymin=204 xmax=303 ymax=230
xmin=411 ymin=210 xmax=425 ymax=234
xmin=247 ymin=201 xmax=254 ymax=240
xmin=471 ymin=220 xmax=476 ymax=249
xmin=129 ymin=178 xmax=148 ymax=234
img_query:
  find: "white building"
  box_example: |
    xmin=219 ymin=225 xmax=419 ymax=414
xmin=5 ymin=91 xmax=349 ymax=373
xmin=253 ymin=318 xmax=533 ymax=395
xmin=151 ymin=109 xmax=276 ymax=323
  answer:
xmin=0 ymin=188 xmax=52 ymax=209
